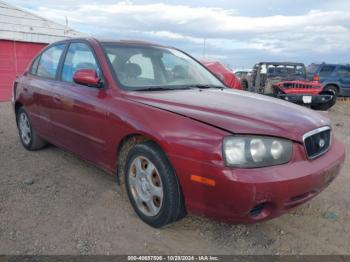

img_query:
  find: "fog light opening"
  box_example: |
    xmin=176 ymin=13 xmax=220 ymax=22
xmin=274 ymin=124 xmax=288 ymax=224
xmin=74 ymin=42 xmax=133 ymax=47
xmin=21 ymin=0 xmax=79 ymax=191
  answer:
xmin=249 ymin=203 xmax=266 ymax=217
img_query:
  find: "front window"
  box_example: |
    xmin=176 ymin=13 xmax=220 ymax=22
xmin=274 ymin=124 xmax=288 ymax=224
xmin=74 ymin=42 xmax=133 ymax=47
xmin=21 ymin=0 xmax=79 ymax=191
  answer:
xmin=319 ymin=65 xmax=336 ymax=76
xmin=102 ymin=43 xmax=224 ymax=90
xmin=61 ymin=42 xmax=100 ymax=83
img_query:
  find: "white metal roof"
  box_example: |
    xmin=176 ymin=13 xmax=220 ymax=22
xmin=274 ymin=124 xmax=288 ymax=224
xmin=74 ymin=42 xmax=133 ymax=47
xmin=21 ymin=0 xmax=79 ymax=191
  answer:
xmin=0 ymin=1 xmax=84 ymax=44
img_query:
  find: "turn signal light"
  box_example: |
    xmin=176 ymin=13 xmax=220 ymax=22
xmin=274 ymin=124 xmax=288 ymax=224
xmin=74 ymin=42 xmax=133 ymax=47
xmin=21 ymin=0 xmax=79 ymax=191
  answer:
xmin=191 ymin=175 xmax=216 ymax=186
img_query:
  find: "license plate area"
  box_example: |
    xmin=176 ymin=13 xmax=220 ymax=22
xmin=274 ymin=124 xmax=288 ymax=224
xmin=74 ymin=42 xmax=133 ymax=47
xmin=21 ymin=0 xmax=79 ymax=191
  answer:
xmin=302 ymin=96 xmax=312 ymax=104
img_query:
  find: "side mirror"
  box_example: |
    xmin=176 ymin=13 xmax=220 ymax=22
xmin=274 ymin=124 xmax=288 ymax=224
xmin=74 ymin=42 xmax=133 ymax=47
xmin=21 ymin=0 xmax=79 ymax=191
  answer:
xmin=73 ymin=69 xmax=102 ymax=88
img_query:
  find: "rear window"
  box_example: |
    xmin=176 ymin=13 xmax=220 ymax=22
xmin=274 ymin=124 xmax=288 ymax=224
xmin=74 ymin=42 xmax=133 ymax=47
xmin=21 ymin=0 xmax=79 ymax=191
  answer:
xmin=319 ymin=65 xmax=336 ymax=76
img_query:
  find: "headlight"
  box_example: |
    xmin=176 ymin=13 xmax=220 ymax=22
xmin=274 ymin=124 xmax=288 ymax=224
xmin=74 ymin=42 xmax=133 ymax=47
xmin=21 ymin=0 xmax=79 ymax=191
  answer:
xmin=223 ymin=136 xmax=292 ymax=168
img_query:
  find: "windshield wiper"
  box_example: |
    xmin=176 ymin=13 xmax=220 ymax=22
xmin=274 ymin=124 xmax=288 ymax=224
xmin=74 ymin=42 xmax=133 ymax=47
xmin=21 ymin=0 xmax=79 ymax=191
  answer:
xmin=134 ymin=85 xmax=224 ymax=91
xmin=135 ymin=87 xmax=178 ymax=91
xmin=188 ymin=84 xmax=225 ymax=89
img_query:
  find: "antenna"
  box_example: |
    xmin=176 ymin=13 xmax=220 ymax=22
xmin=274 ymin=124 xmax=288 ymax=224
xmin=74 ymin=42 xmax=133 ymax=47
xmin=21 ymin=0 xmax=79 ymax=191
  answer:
xmin=203 ymin=38 xmax=206 ymax=59
xmin=64 ymin=16 xmax=69 ymax=35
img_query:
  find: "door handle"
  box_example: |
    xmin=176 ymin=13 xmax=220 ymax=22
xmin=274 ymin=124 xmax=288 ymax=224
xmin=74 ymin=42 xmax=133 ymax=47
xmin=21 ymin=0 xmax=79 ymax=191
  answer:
xmin=53 ymin=95 xmax=61 ymax=103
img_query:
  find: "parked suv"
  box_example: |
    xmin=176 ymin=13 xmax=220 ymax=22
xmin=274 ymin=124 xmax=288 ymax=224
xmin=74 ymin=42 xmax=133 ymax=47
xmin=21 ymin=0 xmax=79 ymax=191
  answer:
xmin=307 ymin=63 xmax=350 ymax=97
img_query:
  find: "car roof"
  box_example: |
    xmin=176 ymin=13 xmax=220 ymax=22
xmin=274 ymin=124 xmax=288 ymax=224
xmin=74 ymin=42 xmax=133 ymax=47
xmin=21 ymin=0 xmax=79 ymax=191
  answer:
xmin=311 ymin=63 xmax=350 ymax=67
xmin=258 ymin=62 xmax=305 ymax=66
xmin=54 ymin=37 xmax=171 ymax=49
xmin=326 ymin=64 xmax=350 ymax=67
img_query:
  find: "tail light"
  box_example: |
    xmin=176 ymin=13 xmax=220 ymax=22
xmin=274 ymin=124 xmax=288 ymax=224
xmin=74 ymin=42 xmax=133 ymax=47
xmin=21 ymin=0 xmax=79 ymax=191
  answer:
xmin=313 ymin=75 xmax=320 ymax=82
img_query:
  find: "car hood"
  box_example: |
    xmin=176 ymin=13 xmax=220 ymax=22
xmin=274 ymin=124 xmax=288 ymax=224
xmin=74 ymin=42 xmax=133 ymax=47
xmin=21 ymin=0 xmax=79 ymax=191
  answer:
xmin=125 ymin=88 xmax=330 ymax=142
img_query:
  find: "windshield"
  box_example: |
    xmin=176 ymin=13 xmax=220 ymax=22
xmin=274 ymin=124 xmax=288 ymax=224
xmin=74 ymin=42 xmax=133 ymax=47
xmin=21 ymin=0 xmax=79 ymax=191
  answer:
xmin=102 ymin=43 xmax=224 ymax=91
xmin=265 ymin=64 xmax=306 ymax=77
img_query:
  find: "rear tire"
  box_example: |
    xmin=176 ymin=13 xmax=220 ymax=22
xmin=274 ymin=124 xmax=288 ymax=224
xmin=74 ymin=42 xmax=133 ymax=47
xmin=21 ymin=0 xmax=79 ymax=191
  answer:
xmin=16 ymin=107 xmax=47 ymax=150
xmin=125 ymin=141 xmax=186 ymax=228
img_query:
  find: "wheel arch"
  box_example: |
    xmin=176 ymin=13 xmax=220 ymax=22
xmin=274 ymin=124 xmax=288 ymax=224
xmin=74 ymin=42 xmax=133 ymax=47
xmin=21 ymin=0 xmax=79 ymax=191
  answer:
xmin=14 ymin=101 xmax=23 ymax=115
xmin=115 ymin=133 xmax=171 ymax=184
xmin=323 ymin=83 xmax=340 ymax=94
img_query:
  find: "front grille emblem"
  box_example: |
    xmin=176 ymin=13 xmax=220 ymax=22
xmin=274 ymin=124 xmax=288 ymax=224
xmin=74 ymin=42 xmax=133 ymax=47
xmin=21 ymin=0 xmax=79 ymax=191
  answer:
xmin=318 ymin=139 xmax=326 ymax=148
xmin=303 ymin=126 xmax=331 ymax=160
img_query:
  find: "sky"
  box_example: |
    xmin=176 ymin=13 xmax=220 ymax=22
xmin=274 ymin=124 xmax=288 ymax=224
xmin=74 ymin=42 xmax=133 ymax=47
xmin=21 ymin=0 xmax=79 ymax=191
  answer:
xmin=9 ymin=0 xmax=350 ymax=69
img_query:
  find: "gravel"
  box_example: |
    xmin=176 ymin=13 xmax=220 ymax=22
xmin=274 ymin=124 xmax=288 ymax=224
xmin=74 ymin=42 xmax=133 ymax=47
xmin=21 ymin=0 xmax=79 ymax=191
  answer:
xmin=0 ymin=102 xmax=349 ymax=255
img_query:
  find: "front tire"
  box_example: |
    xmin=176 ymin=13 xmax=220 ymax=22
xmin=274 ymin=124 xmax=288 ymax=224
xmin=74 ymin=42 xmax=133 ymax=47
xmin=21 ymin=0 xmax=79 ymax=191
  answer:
xmin=125 ymin=141 xmax=186 ymax=228
xmin=323 ymin=85 xmax=339 ymax=97
xmin=16 ymin=107 xmax=47 ymax=150
xmin=241 ymin=80 xmax=249 ymax=91
xmin=311 ymin=90 xmax=337 ymax=111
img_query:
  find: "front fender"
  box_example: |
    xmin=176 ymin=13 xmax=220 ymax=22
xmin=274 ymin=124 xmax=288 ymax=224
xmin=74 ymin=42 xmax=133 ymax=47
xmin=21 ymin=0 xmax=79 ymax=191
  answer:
xmin=105 ymin=96 xmax=229 ymax=170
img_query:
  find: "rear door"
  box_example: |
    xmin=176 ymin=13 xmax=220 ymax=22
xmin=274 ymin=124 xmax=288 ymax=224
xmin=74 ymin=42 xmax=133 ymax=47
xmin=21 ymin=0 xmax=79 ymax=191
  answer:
xmin=25 ymin=43 xmax=66 ymax=140
xmin=49 ymin=41 xmax=109 ymax=168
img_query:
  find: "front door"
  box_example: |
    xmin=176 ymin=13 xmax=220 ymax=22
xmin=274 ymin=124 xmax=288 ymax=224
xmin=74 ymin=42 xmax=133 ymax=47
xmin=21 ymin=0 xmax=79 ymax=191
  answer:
xmin=50 ymin=42 xmax=109 ymax=168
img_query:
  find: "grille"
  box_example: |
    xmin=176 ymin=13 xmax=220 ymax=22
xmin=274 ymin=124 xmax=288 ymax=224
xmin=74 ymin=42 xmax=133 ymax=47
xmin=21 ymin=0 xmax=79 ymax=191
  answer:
xmin=283 ymin=83 xmax=320 ymax=89
xmin=303 ymin=127 xmax=331 ymax=159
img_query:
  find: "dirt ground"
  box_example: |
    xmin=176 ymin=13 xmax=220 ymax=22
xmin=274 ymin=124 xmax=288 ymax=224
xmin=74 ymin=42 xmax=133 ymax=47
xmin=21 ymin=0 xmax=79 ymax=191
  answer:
xmin=0 ymin=101 xmax=349 ymax=255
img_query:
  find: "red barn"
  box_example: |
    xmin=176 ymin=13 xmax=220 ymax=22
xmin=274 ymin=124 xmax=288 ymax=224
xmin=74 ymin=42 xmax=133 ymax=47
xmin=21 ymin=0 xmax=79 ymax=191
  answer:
xmin=0 ymin=1 xmax=82 ymax=101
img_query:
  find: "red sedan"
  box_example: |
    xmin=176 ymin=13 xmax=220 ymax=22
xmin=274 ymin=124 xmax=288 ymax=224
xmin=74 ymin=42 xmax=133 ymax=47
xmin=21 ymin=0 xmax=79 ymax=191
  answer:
xmin=12 ymin=38 xmax=345 ymax=228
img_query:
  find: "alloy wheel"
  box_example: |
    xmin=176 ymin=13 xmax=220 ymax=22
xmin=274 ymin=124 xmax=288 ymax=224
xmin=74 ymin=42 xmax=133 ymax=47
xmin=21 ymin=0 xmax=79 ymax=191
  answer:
xmin=18 ymin=112 xmax=32 ymax=145
xmin=128 ymin=156 xmax=164 ymax=217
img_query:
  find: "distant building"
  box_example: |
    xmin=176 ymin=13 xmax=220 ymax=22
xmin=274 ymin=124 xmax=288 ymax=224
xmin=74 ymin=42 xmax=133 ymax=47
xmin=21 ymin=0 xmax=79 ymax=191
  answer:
xmin=0 ymin=1 xmax=84 ymax=101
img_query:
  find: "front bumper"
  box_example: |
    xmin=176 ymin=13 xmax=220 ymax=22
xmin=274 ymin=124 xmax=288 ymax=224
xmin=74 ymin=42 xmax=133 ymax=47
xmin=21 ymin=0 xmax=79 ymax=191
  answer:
xmin=276 ymin=93 xmax=334 ymax=107
xmin=170 ymin=138 xmax=345 ymax=224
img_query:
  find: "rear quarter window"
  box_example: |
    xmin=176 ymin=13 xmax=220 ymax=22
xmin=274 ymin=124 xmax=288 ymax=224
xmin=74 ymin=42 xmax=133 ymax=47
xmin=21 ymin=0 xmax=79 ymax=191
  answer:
xmin=336 ymin=66 xmax=350 ymax=77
